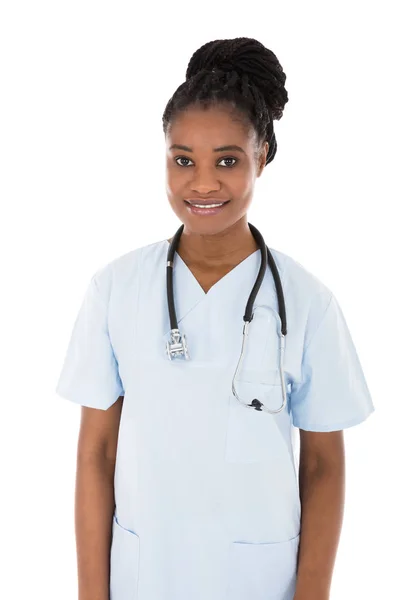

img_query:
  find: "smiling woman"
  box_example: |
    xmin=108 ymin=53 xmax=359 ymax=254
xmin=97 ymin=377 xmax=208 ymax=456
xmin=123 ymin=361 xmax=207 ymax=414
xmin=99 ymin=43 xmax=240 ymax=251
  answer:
xmin=55 ymin=36 xmax=374 ymax=600
xmin=160 ymin=37 xmax=289 ymax=271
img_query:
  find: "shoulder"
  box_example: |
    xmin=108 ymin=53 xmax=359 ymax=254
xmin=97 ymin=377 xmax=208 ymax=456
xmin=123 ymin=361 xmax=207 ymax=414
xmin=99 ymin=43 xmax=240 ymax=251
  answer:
xmin=269 ymin=246 xmax=332 ymax=299
xmin=90 ymin=238 xmax=167 ymax=303
xmin=269 ymin=246 xmax=334 ymax=335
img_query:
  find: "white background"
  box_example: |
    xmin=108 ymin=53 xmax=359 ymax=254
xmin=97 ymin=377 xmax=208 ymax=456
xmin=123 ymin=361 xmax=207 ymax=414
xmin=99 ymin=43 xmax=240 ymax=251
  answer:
xmin=1 ymin=1 xmax=398 ymax=598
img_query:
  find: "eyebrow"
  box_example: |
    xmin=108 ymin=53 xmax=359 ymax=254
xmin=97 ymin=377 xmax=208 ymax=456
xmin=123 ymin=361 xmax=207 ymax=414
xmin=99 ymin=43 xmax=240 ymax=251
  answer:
xmin=169 ymin=144 xmax=245 ymax=154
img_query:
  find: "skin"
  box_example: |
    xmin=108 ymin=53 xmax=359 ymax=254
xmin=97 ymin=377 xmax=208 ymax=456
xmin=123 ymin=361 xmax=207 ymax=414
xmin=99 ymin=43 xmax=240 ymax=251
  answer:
xmin=75 ymin=397 xmax=123 ymax=600
xmin=165 ymin=103 xmax=268 ymax=292
xmin=75 ymin=103 xmax=345 ymax=600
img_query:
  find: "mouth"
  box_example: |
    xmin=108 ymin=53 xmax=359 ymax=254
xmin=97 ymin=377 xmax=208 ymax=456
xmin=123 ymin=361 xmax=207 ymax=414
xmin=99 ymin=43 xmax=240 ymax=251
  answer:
xmin=184 ymin=200 xmax=230 ymax=208
xmin=183 ymin=199 xmax=230 ymax=216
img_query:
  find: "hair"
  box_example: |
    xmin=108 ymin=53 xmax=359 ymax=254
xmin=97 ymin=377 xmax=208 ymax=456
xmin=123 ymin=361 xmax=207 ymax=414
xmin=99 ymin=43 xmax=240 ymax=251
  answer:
xmin=162 ymin=37 xmax=289 ymax=166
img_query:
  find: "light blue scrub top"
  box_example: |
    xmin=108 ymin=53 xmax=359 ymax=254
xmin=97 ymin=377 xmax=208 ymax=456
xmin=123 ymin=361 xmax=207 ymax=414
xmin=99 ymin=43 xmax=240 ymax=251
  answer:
xmin=56 ymin=238 xmax=375 ymax=600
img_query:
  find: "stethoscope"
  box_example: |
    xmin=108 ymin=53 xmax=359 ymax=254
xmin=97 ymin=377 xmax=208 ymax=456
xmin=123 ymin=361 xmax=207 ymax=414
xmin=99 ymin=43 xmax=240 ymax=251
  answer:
xmin=165 ymin=223 xmax=288 ymax=414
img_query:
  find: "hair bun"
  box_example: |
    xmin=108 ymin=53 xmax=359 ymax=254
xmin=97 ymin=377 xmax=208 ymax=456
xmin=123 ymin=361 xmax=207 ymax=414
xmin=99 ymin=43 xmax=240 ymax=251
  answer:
xmin=186 ymin=37 xmax=287 ymax=121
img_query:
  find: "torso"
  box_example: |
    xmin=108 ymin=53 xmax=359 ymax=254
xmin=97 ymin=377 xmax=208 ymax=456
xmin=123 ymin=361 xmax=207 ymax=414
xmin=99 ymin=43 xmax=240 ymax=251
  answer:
xmin=109 ymin=239 xmax=302 ymax=600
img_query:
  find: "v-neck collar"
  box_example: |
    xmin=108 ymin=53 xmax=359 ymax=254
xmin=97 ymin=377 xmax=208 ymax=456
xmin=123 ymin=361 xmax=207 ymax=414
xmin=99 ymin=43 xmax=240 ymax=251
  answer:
xmin=163 ymin=238 xmax=260 ymax=298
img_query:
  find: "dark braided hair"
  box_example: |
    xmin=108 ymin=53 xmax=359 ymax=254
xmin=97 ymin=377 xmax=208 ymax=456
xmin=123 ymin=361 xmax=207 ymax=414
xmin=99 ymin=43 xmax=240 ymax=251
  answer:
xmin=162 ymin=37 xmax=289 ymax=166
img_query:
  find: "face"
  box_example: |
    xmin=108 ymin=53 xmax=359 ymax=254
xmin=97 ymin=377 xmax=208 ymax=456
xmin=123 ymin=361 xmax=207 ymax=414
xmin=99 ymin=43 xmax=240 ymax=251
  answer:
xmin=165 ymin=104 xmax=269 ymax=237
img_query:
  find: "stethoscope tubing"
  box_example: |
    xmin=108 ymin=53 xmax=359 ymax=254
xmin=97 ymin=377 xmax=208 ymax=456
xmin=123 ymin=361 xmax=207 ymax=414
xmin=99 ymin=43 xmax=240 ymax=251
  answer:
xmin=166 ymin=223 xmax=287 ymax=413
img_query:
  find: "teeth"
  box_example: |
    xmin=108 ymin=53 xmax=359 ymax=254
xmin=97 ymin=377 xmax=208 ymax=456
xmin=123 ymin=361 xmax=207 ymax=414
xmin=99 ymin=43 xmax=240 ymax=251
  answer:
xmin=190 ymin=203 xmax=224 ymax=208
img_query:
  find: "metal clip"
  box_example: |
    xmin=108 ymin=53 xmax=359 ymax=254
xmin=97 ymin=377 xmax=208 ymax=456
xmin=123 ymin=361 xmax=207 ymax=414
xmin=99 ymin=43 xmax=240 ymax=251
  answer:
xmin=166 ymin=328 xmax=190 ymax=360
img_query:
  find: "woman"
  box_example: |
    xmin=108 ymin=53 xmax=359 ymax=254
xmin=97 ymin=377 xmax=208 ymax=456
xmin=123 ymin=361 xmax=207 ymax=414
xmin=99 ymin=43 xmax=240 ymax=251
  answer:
xmin=56 ymin=37 xmax=374 ymax=600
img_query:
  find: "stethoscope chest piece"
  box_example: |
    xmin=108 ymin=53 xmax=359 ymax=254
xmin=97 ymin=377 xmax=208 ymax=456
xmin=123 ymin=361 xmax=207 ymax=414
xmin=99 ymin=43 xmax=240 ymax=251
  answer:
xmin=166 ymin=328 xmax=190 ymax=360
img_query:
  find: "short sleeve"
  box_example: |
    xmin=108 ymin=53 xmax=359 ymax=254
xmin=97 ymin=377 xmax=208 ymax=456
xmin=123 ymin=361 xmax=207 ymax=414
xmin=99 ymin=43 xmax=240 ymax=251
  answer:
xmin=290 ymin=292 xmax=375 ymax=431
xmin=55 ymin=272 xmax=124 ymax=410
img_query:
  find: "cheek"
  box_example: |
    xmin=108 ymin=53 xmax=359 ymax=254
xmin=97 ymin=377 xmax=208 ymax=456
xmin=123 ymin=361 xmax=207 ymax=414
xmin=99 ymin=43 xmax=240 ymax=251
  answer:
xmin=243 ymin=176 xmax=255 ymax=197
xmin=165 ymin=165 xmax=185 ymax=196
xmin=228 ymin=170 xmax=253 ymax=198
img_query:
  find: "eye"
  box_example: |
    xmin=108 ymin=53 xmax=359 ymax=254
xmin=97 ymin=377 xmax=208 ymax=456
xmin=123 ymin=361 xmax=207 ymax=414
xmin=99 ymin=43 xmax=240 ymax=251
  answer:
xmin=218 ymin=157 xmax=238 ymax=168
xmin=175 ymin=156 xmax=194 ymax=167
xmin=174 ymin=156 xmax=238 ymax=168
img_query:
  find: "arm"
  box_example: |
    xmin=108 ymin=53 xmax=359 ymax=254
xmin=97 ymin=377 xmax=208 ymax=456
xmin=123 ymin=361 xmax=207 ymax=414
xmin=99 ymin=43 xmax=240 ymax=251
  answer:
xmin=75 ymin=396 xmax=124 ymax=600
xmin=294 ymin=430 xmax=345 ymax=600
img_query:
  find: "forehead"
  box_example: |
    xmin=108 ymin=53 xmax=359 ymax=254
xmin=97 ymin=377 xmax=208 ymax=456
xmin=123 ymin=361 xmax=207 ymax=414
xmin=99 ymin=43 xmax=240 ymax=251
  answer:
xmin=167 ymin=105 xmax=255 ymax=148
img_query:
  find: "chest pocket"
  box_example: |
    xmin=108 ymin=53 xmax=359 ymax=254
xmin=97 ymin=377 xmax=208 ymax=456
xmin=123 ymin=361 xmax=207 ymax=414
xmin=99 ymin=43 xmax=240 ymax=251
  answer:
xmin=224 ymin=303 xmax=290 ymax=464
xmin=224 ymin=379 xmax=289 ymax=464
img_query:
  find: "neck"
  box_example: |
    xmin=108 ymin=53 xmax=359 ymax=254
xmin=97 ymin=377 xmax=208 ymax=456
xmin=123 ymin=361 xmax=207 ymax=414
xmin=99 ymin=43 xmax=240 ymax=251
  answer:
xmin=168 ymin=221 xmax=259 ymax=270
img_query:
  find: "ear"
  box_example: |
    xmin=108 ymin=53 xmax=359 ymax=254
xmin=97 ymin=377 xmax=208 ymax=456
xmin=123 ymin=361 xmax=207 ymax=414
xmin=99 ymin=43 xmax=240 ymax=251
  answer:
xmin=257 ymin=142 xmax=269 ymax=177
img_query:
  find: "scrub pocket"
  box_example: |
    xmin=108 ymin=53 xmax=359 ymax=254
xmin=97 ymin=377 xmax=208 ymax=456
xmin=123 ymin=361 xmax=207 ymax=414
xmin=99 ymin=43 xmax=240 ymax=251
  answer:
xmin=110 ymin=514 xmax=140 ymax=600
xmin=225 ymin=369 xmax=287 ymax=463
xmin=226 ymin=533 xmax=300 ymax=600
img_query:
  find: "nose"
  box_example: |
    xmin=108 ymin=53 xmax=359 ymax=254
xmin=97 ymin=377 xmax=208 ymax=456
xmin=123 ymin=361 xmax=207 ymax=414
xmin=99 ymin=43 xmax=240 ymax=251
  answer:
xmin=189 ymin=167 xmax=221 ymax=194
